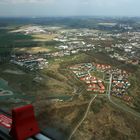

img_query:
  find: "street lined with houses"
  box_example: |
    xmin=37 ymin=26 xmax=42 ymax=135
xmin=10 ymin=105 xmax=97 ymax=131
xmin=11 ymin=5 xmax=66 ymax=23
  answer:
xmin=107 ymin=74 xmax=140 ymax=118
xmin=69 ymin=62 xmax=132 ymax=104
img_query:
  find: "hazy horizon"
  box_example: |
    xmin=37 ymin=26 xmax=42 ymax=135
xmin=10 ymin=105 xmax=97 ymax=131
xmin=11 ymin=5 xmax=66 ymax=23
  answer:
xmin=0 ymin=0 xmax=140 ymax=17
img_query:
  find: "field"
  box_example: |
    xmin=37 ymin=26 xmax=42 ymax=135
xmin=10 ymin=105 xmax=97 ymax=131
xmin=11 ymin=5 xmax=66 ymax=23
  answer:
xmin=32 ymin=34 xmax=57 ymax=41
xmin=0 ymin=27 xmax=59 ymax=55
xmin=98 ymin=22 xmax=117 ymax=26
xmin=14 ymin=46 xmax=56 ymax=53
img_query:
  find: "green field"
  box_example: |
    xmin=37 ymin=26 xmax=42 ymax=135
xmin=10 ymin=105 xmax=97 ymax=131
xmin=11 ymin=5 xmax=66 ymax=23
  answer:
xmin=0 ymin=28 xmax=60 ymax=55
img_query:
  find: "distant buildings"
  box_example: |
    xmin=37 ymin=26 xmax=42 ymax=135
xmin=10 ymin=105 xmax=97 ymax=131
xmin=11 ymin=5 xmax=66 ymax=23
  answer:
xmin=10 ymin=54 xmax=48 ymax=71
xmin=23 ymin=26 xmax=47 ymax=35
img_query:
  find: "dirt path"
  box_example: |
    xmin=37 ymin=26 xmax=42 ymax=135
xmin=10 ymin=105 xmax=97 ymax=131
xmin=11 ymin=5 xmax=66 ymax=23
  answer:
xmin=68 ymin=94 xmax=97 ymax=140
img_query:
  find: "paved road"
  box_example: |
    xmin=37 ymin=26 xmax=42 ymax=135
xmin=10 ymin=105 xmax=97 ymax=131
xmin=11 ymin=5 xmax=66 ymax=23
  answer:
xmin=68 ymin=94 xmax=97 ymax=140
xmin=39 ymin=69 xmax=140 ymax=119
xmin=107 ymin=74 xmax=140 ymax=118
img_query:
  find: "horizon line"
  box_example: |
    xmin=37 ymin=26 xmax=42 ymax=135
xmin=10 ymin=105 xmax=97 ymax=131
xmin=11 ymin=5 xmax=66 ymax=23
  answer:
xmin=0 ymin=15 xmax=140 ymax=18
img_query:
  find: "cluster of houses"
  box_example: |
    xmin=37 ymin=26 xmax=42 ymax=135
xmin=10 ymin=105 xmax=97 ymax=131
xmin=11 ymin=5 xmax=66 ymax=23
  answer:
xmin=95 ymin=64 xmax=132 ymax=102
xmin=96 ymin=64 xmax=111 ymax=72
xmin=10 ymin=54 xmax=48 ymax=71
xmin=21 ymin=26 xmax=47 ymax=35
xmin=109 ymin=69 xmax=132 ymax=102
xmin=110 ymin=33 xmax=140 ymax=66
xmin=53 ymin=40 xmax=95 ymax=56
xmin=69 ymin=63 xmax=106 ymax=94
xmin=69 ymin=62 xmax=133 ymax=103
xmin=51 ymin=28 xmax=139 ymax=66
xmin=14 ymin=25 xmax=140 ymax=67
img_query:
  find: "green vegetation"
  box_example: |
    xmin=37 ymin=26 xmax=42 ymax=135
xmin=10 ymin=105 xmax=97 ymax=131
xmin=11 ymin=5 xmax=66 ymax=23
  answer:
xmin=0 ymin=28 xmax=60 ymax=55
xmin=134 ymin=98 xmax=140 ymax=112
xmin=91 ymin=97 xmax=106 ymax=113
xmin=110 ymin=127 xmax=119 ymax=137
xmin=60 ymin=53 xmax=93 ymax=69
xmin=0 ymin=63 xmax=39 ymax=93
xmin=91 ymin=70 xmax=104 ymax=80
xmin=0 ymin=29 xmax=33 ymax=46
xmin=132 ymin=68 xmax=140 ymax=112
xmin=71 ymin=105 xmax=87 ymax=125
xmin=0 ymin=28 xmax=33 ymax=55
xmin=42 ymin=69 xmax=64 ymax=82
xmin=44 ymin=45 xmax=59 ymax=52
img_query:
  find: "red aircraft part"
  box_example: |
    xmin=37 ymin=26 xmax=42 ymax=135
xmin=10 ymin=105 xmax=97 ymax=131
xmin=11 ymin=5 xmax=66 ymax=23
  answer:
xmin=10 ymin=105 xmax=40 ymax=140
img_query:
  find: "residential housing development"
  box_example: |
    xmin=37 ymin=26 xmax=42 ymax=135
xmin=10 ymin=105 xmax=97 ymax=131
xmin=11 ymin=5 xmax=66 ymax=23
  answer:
xmin=69 ymin=62 xmax=132 ymax=103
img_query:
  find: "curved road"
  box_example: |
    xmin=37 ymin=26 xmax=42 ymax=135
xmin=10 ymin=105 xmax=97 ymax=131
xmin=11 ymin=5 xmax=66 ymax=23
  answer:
xmin=107 ymin=74 xmax=140 ymax=118
xmin=68 ymin=94 xmax=97 ymax=140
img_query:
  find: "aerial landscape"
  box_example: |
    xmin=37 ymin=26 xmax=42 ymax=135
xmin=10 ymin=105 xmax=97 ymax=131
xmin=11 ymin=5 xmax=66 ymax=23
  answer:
xmin=0 ymin=0 xmax=140 ymax=140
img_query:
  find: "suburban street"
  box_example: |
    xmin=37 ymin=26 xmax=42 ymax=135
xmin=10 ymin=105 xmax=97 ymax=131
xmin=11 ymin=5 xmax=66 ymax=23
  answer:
xmin=107 ymin=74 xmax=140 ymax=118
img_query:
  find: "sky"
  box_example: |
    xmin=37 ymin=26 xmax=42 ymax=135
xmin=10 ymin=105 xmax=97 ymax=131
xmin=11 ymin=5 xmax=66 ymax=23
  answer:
xmin=0 ymin=0 xmax=140 ymax=17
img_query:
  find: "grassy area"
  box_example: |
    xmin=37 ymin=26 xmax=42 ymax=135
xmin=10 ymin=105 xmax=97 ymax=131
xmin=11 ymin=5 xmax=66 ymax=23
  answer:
xmin=0 ymin=28 xmax=60 ymax=55
xmin=32 ymin=34 xmax=56 ymax=41
xmin=37 ymin=53 xmax=94 ymax=97
xmin=90 ymin=70 xmax=104 ymax=80
xmin=0 ymin=29 xmax=33 ymax=47
xmin=91 ymin=97 xmax=107 ymax=113
xmin=40 ymin=60 xmax=74 ymax=96
xmin=0 ymin=63 xmax=39 ymax=93
xmin=0 ymin=28 xmax=35 ymax=55
xmin=0 ymin=63 xmax=36 ymax=109
xmin=130 ymin=67 xmax=140 ymax=112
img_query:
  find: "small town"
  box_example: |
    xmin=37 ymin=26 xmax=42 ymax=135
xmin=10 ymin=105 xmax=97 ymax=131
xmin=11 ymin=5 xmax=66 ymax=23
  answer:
xmin=10 ymin=53 xmax=49 ymax=71
xmin=8 ymin=25 xmax=140 ymax=72
xmin=0 ymin=15 xmax=140 ymax=140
